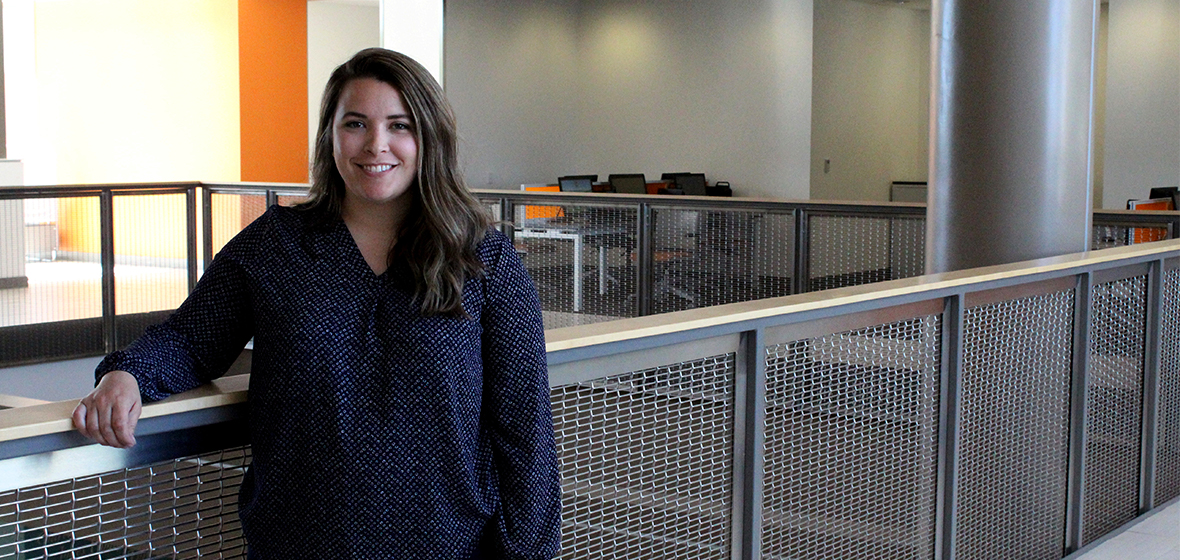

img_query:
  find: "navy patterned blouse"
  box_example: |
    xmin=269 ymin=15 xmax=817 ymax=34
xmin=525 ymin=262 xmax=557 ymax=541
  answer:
xmin=97 ymin=205 xmax=562 ymax=559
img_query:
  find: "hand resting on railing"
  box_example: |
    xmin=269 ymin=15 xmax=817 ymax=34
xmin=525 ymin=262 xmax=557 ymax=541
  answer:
xmin=72 ymin=370 xmax=142 ymax=449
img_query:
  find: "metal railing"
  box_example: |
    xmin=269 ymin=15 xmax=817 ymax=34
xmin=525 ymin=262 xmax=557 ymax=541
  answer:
xmin=0 ymin=237 xmax=1177 ymax=560
xmin=1 ymin=182 xmax=1178 ymax=366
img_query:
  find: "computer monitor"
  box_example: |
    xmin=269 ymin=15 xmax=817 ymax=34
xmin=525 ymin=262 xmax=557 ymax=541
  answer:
xmin=558 ymin=175 xmax=596 ymax=193
xmin=1149 ymin=186 xmax=1179 ymax=209
xmin=609 ymin=174 xmax=647 ymax=195
xmin=676 ymin=173 xmax=707 ymax=196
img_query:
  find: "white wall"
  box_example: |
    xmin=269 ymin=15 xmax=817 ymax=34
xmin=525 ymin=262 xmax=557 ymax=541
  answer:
xmin=443 ymin=0 xmax=813 ymax=200
xmin=1103 ymin=0 xmax=1180 ymax=208
xmin=810 ymin=0 xmax=930 ymax=202
xmin=380 ymin=0 xmax=443 ymax=81
xmin=0 ymin=161 xmax=24 ymax=283
xmin=308 ymin=1 xmax=381 ymax=161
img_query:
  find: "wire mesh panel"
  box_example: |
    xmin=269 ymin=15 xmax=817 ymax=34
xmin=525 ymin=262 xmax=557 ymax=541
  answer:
xmin=955 ymin=290 xmax=1074 ymax=560
xmin=210 ymin=193 xmax=267 ymax=259
xmin=0 ymin=446 xmax=250 ymax=559
xmin=513 ymin=202 xmax=638 ymax=329
xmin=889 ymin=217 xmax=926 ymax=280
xmin=551 ymin=354 xmax=735 ymax=559
xmin=1092 ymin=225 xmax=1130 ymax=250
xmin=1156 ymin=268 xmax=1180 ymax=507
xmin=113 ymin=194 xmax=192 ymax=348
xmin=274 ymin=194 xmax=309 ymax=207
xmin=1091 ymin=222 xmax=1174 ymax=249
xmin=0 ymin=197 xmax=105 ymax=366
xmin=809 ymin=215 xmax=925 ymax=292
xmin=649 ymin=207 xmax=795 ymax=315
xmin=478 ymin=197 xmax=503 ymax=224
xmin=1083 ymin=276 xmax=1147 ymax=544
xmin=761 ymin=315 xmax=942 ymax=560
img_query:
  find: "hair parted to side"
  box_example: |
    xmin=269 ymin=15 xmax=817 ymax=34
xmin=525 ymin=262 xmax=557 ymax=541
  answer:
xmin=299 ymin=48 xmax=492 ymax=317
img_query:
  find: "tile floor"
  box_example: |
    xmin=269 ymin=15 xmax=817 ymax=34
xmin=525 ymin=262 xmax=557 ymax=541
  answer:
xmin=1070 ymin=498 xmax=1180 ymax=560
xmin=0 ymin=261 xmax=187 ymax=327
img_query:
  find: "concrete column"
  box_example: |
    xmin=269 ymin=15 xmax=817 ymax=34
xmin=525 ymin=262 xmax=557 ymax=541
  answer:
xmin=927 ymin=0 xmax=1098 ymax=274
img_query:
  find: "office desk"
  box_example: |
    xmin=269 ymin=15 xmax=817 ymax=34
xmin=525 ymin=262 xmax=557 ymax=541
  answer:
xmin=516 ymin=218 xmax=626 ymax=312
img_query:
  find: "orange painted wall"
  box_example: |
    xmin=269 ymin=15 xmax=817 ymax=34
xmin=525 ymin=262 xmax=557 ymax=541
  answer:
xmin=239 ymin=0 xmax=309 ymax=183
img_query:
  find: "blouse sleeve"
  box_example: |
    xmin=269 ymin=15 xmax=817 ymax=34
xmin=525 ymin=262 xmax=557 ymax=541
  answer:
xmin=95 ymin=233 xmax=256 ymax=403
xmin=479 ymin=232 xmax=563 ymax=559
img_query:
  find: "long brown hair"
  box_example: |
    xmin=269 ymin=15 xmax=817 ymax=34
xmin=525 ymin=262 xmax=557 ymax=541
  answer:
xmin=300 ymin=48 xmax=491 ymax=317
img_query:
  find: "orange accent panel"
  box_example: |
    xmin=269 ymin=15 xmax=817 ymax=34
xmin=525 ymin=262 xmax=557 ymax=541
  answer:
xmin=523 ymin=185 xmax=564 ymax=220
xmin=239 ymin=0 xmax=308 ymax=183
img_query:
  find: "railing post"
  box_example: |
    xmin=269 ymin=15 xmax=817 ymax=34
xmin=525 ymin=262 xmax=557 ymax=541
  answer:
xmin=637 ymin=202 xmax=653 ymax=316
xmin=99 ymin=189 xmax=117 ymax=353
xmin=500 ymin=198 xmax=515 ymax=244
xmin=731 ymin=328 xmax=766 ymax=560
xmin=498 ymin=198 xmax=512 ymax=238
xmin=792 ymin=207 xmax=808 ymax=294
xmin=1065 ymin=271 xmax=1094 ymax=553
xmin=265 ymin=190 xmax=278 ymax=209
xmin=202 ymin=186 xmax=214 ymax=269
xmin=934 ymin=293 xmax=964 ymax=560
xmin=186 ymin=185 xmax=198 ymax=293
xmin=1140 ymin=259 xmax=1164 ymax=512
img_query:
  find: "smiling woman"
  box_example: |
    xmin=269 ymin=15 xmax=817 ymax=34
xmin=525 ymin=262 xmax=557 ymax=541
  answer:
xmin=72 ymin=49 xmax=562 ymax=560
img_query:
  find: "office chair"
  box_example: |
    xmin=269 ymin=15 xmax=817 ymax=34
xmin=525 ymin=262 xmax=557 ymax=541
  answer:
xmin=609 ymin=174 xmax=647 ymax=195
xmin=558 ymin=175 xmax=597 ymax=193
xmin=659 ymin=173 xmax=689 ymax=195
xmin=675 ymin=173 xmax=707 ymax=196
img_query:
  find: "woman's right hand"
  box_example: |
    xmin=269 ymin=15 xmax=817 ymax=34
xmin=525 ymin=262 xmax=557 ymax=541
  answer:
xmin=72 ymin=370 xmax=142 ymax=448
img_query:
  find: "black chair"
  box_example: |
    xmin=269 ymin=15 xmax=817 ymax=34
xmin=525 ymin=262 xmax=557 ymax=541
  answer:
xmin=608 ymin=174 xmax=646 ymax=195
xmin=558 ymin=175 xmax=596 ymax=192
xmin=676 ymin=173 xmax=707 ymax=196
xmin=1149 ymin=186 xmax=1179 ymax=209
xmin=660 ymin=172 xmax=707 ymax=196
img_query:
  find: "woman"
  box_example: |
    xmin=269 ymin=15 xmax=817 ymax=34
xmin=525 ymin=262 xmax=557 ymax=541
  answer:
xmin=73 ymin=48 xmax=562 ymax=559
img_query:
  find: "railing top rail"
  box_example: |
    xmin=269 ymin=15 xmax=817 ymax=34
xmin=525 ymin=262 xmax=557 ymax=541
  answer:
xmin=200 ymin=181 xmax=311 ymax=192
xmin=1 ymin=181 xmax=1177 ymax=223
xmin=2 ymin=237 xmax=1178 ymax=449
xmin=0 ymin=181 xmax=203 ymax=199
xmin=0 ymin=375 xmax=247 ymax=449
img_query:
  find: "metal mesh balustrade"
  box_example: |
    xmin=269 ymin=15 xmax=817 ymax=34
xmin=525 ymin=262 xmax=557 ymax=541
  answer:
xmin=209 ymin=194 xmax=266 ymax=261
xmin=761 ymin=315 xmax=942 ymax=560
xmin=551 ymin=354 xmax=735 ymax=559
xmin=1 ymin=197 xmax=105 ymax=365
xmin=955 ymin=290 xmax=1074 ymax=560
xmin=808 ymin=215 xmax=925 ymax=292
xmin=649 ymin=208 xmax=794 ymax=315
xmin=1083 ymin=276 xmax=1147 ymax=544
xmin=1092 ymin=225 xmax=1130 ymax=250
xmin=113 ymin=194 xmax=191 ymax=348
xmin=0 ymin=446 xmax=250 ymax=559
xmin=1091 ymin=223 xmax=1174 ymax=249
xmin=512 ymin=202 xmax=638 ymax=329
xmin=1157 ymin=268 xmax=1180 ymax=507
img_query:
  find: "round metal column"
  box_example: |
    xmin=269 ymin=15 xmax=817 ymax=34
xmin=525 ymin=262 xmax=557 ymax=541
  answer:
xmin=927 ymin=0 xmax=1098 ymax=274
